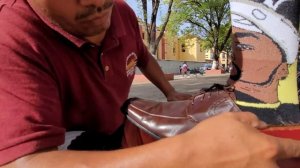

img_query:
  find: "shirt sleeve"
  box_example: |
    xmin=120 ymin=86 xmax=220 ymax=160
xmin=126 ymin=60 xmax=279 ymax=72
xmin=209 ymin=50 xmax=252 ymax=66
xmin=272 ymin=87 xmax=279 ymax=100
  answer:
xmin=0 ymin=44 xmax=65 ymax=165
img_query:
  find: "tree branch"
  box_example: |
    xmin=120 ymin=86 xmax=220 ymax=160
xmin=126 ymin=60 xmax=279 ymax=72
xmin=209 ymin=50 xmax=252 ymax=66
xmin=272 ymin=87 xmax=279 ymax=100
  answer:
xmin=141 ymin=0 xmax=150 ymax=43
xmin=219 ymin=26 xmax=232 ymax=52
xmin=156 ymin=0 xmax=174 ymax=47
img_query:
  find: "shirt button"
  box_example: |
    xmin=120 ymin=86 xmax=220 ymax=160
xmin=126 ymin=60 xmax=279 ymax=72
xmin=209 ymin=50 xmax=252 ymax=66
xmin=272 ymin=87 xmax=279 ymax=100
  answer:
xmin=105 ymin=66 xmax=110 ymax=72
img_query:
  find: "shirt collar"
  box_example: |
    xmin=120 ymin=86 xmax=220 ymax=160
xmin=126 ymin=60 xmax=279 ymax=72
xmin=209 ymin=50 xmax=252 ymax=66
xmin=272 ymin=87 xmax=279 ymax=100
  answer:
xmin=101 ymin=1 xmax=126 ymax=51
xmin=106 ymin=1 xmax=126 ymax=39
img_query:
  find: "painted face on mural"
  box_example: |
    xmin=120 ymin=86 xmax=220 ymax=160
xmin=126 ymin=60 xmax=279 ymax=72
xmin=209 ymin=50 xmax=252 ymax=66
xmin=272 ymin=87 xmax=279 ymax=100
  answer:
xmin=230 ymin=27 xmax=288 ymax=103
xmin=228 ymin=0 xmax=299 ymax=104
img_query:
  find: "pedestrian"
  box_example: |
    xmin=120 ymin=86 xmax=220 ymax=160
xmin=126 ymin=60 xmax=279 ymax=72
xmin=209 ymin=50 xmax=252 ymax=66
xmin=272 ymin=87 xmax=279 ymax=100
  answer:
xmin=181 ymin=61 xmax=188 ymax=77
xmin=1 ymin=0 xmax=300 ymax=167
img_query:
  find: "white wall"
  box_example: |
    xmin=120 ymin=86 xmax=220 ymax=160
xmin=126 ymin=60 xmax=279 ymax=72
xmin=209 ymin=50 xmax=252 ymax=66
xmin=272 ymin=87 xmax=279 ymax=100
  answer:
xmin=136 ymin=60 xmax=207 ymax=74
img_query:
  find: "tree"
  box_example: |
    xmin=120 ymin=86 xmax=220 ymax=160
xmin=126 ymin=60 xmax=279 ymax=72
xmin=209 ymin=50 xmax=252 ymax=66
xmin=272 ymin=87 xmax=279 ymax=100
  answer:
xmin=169 ymin=0 xmax=232 ymax=62
xmin=139 ymin=0 xmax=174 ymax=57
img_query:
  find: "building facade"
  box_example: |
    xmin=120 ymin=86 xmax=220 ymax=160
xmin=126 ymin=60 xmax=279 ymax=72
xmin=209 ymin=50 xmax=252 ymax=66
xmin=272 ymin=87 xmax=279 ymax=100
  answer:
xmin=138 ymin=20 xmax=230 ymax=68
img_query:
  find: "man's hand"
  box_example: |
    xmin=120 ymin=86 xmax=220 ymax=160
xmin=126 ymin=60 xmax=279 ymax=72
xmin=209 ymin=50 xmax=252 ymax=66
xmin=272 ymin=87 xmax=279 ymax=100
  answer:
xmin=178 ymin=112 xmax=300 ymax=168
xmin=4 ymin=112 xmax=300 ymax=168
xmin=166 ymin=89 xmax=192 ymax=101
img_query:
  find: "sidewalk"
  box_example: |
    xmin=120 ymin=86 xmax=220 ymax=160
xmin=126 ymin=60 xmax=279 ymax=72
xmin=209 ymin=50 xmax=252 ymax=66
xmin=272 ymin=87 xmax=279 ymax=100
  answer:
xmin=132 ymin=73 xmax=230 ymax=85
xmin=174 ymin=73 xmax=229 ymax=80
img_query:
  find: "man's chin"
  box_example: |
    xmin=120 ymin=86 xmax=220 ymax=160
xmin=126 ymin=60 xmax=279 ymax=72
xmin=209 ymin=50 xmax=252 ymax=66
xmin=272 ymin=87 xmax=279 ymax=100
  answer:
xmin=73 ymin=27 xmax=107 ymax=40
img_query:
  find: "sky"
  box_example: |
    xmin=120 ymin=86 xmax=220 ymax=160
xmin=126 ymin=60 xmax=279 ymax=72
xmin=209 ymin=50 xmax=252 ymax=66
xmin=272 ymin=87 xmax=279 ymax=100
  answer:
xmin=124 ymin=0 xmax=167 ymax=25
xmin=125 ymin=0 xmax=143 ymax=18
xmin=125 ymin=0 xmax=139 ymax=13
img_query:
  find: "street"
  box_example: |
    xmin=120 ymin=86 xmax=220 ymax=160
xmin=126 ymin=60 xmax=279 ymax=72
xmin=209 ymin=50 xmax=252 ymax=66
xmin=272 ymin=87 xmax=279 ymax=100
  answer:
xmin=129 ymin=74 xmax=230 ymax=102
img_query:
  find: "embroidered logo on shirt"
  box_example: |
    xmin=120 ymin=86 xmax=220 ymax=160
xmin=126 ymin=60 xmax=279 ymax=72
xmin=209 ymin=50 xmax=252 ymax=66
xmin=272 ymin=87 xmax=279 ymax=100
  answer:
xmin=126 ymin=52 xmax=137 ymax=77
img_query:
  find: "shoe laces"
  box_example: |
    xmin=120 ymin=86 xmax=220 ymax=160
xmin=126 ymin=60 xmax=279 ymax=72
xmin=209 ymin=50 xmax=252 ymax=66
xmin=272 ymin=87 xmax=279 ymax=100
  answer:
xmin=191 ymin=83 xmax=236 ymax=103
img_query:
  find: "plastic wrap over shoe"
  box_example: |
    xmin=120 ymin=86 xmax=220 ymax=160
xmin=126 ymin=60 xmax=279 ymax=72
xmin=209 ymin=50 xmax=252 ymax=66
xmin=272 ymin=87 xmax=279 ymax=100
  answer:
xmin=123 ymin=87 xmax=241 ymax=139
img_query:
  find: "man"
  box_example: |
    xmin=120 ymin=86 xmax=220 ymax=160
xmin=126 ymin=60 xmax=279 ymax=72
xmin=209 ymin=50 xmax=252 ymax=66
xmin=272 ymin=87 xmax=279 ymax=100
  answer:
xmin=1 ymin=0 xmax=300 ymax=167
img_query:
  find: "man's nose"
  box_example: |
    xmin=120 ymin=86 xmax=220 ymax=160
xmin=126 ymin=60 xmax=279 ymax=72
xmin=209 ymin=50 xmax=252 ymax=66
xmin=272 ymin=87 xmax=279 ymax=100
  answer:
xmin=78 ymin=0 xmax=104 ymax=6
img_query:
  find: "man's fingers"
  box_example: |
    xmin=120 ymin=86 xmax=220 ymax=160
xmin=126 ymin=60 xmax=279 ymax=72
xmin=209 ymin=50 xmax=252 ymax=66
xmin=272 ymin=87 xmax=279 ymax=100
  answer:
xmin=274 ymin=137 xmax=300 ymax=159
xmin=228 ymin=113 xmax=300 ymax=160
xmin=225 ymin=112 xmax=268 ymax=129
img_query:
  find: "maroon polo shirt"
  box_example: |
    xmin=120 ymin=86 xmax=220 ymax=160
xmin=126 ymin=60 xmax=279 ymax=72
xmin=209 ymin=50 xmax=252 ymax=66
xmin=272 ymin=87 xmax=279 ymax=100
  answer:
xmin=0 ymin=0 xmax=150 ymax=165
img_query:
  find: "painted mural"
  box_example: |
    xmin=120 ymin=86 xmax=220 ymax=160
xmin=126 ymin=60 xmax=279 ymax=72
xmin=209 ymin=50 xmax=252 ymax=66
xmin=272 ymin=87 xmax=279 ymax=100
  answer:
xmin=229 ymin=0 xmax=300 ymax=125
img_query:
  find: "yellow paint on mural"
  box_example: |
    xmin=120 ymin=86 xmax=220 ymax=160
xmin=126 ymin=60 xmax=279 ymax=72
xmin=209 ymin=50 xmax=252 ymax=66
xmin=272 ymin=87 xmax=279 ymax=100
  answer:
xmin=236 ymin=61 xmax=299 ymax=109
xmin=236 ymin=100 xmax=281 ymax=108
xmin=278 ymin=62 xmax=298 ymax=104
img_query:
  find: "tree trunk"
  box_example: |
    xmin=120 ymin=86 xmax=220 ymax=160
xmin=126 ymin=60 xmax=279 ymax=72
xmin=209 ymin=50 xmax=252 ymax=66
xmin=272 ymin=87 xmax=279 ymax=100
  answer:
xmin=139 ymin=0 xmax=174 ymax=59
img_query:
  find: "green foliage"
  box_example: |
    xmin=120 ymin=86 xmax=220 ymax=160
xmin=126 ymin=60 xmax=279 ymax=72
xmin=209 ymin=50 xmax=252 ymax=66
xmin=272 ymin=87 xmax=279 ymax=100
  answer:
xmin=168 ymin=0 xmax=232 ymax=59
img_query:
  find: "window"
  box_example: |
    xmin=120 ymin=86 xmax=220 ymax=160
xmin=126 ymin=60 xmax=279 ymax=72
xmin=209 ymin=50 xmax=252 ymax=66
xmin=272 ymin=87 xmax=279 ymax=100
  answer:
xmin=222 ymin=53 xmax=226 ymax=59
xmin=181 ymin=44 xmax=186 ymax=52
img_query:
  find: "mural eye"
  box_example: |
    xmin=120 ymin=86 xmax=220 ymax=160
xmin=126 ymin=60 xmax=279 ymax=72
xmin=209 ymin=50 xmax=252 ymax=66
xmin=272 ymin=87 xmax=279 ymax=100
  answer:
xmin=236 ymin=43 xmax=254 ymax=51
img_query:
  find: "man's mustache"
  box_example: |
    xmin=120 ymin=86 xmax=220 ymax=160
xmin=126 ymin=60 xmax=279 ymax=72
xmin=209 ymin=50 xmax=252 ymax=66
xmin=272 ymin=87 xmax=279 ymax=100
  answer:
xmin=75 ymin=1 xmax=113 ymax=20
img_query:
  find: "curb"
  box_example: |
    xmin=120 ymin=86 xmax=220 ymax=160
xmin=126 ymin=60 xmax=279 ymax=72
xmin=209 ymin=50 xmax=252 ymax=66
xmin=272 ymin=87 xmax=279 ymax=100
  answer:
xmin=132 ymin=73 xmax=230 ymax=85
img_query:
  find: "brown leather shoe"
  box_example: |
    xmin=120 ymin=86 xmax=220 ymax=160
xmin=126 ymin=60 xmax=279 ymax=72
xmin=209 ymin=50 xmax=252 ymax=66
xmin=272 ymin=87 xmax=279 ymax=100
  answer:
xmin=122 ymin=84 xmax=241 ymax=140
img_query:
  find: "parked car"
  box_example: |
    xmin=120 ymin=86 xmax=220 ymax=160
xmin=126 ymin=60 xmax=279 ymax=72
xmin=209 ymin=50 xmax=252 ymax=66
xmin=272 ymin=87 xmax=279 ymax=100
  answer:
xmin=200 ymin=63 xmax=212 ymax=71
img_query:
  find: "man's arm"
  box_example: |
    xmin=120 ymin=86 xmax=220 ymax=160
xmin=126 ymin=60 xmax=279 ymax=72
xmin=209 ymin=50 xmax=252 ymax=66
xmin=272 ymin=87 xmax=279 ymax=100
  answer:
xmin=138 ymin=55 xmax=191 ymax=101
xmin=3 ymin=139 xmax=182 ymax=168
xmin=3 ymin=112 xmax=300 ymax=168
